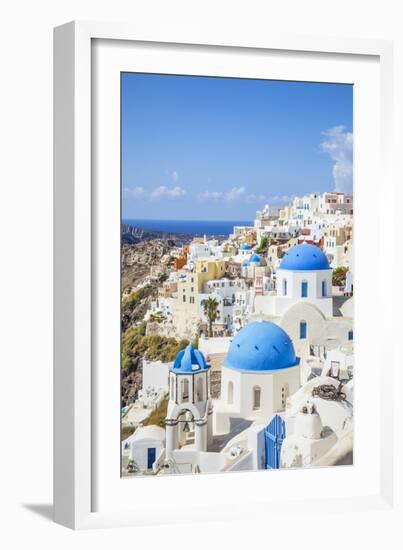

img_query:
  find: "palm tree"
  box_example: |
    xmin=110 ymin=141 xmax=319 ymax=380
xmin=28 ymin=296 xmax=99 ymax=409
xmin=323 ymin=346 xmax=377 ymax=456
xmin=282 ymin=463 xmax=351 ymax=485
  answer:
xmin=203 ymin=297 xmax=219 ymax=337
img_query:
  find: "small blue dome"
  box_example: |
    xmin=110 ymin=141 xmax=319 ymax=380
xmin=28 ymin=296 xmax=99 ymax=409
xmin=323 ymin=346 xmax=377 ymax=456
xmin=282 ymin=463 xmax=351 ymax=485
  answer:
xmin=171 ymin=344 xmax=209 ymax=373
xmin=240 ymin=244 xmax=250 ymax=250
xmin=224 ymin=321 xmax=299 ymax=372
xmin=249 ymin=254 xmax=262 ymax=263
xmin=279 ymin=243 xmax=330 ymax=271
xmin=241 ymin=261 xmax=249 ymax=267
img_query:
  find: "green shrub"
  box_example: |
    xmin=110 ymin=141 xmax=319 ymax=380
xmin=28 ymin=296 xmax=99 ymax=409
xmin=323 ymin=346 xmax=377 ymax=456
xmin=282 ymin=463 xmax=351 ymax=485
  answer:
xmin=332 ymin=266 xmax=348 ymax=287
xmin=121 ymin=322 xmax=189 ymax=370
xmin=256 ymin=236 xmax=269 ymax=254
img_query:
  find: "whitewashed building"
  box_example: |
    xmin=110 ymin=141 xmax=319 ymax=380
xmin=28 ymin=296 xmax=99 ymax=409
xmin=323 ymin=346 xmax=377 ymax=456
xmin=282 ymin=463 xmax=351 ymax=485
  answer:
xmin=122 ymin=425 xmax=166 ymax=473
xmin=253 ymin=243 xmax=353 ymax=357
xmin=214 ymin=321 xmax=301 ymax=434
xmin=198 ymin=277 xmax=254 ymax=334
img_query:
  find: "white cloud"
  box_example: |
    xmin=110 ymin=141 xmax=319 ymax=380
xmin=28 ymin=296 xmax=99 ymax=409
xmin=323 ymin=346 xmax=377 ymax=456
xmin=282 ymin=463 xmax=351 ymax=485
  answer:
xmin=151 ymin=185 xmax=186 ymax=199
xmin=122 ymin=186 xmax=145 ymax=198
xmin=246 ymin=193 xmax=268 ymax=203
xmin=321 ymin=126 xmax=353 ymax=193
xmin=198 ymin=190 xmax=224 ymax=201
xmin=225 ymin=186 xmax=246 ymax=201
xmin=198 ymin=186 xmax=246 ymax=202
xmin=245 ymin=193 xmax=295 ymax=205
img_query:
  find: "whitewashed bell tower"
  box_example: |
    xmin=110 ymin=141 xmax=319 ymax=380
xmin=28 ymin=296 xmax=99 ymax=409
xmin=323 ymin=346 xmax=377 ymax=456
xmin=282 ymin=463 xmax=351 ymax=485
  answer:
xmin=165 ymin=344 xmax=213 ymax=457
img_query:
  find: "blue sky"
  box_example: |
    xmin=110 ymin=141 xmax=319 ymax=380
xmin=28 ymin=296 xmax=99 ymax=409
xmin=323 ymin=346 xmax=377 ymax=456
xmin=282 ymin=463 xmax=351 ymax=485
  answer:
xmin=122 ymin=73 xmax=353 ymax=221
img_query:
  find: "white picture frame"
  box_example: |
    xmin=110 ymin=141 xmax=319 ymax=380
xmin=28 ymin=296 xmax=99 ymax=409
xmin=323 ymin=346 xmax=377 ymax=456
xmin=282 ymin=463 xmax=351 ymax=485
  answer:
xmin=54 ymin=20 xmax=397 ymax=530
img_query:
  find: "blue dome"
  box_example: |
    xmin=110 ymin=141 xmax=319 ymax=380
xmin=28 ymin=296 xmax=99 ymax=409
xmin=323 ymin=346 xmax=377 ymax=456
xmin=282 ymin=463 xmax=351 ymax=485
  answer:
xmin=249 ymin=254 xmax=262 ymax=263
xmin=224 ymin=321 xmax=299 ymax=373
xmin=241 ymin=261 xmax=249 ymax=267
xmin=171 ymin=344 xmax=209 ymax=373
xmin=240 ymin=244 xmax=250 ymax=250
xmin=279 ymin=243 xmax=330 ymax=271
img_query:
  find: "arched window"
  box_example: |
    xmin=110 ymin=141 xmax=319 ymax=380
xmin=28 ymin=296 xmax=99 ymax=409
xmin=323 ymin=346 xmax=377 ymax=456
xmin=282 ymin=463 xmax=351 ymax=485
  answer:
xmin=282 ymin=278 xmax=287 ymax=296
xmin=181 ymin=378 xmax=189 ymax=402
xmin=300 ymin=321 xmax=307 ymax=339
xmin=253 ymin=386 xmax=261 ymax=410
xmin=170 ymin=375 xmax=175 ymax=400
xmin=301 ymin=281 xmax=308 ymax=298
xmin=228 ymin=381 xmax=234 ymax=405
xmin=196 ymin=377 xmax=204 ymax=402
xmin=322 ymin=280 xmax=327 ymax=297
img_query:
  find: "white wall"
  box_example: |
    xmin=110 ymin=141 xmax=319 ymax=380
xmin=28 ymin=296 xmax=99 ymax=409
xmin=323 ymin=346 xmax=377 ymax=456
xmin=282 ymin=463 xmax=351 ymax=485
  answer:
xmin=142 ymin=359 xmax=171 ymax=392
xmin=275 ymin=268 xmax=333 ymax=317
xmin=220 ymin=365 xmax=300 ymax=422
xmin=280 ymin=302 xmax=327 ymax=344
xmin=130 ymin=438 xmax=165 ymax=471
xmin=198 ymin=336 xmax=232 ymax=357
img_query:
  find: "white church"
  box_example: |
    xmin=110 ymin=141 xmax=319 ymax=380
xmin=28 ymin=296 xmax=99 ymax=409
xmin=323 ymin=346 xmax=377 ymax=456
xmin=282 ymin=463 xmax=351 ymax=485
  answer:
xmin=252 ymin=242 xmax=353 ymax=362
xmin=123 ymin=317 xmax=353 ymax=475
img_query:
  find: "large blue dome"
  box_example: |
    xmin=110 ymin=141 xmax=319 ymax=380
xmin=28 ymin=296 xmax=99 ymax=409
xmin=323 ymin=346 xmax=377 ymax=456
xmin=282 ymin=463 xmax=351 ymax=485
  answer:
xmin=171 ymin=344 xmax=209 ymax=373
xmin=224 ymin=321 xmax=299 ymax=373
xmin=279 ymin=243 xmax=330 ymax=271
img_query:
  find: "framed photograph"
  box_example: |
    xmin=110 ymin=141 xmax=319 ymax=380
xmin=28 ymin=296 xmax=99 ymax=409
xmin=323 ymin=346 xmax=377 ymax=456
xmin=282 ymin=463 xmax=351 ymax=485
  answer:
xmin=54 ymin=21 xmax=396 ymax=529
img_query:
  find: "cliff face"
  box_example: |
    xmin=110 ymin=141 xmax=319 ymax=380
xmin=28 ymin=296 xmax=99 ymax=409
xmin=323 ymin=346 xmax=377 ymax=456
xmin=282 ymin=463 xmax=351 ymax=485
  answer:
xmin=121 ymin=239 xmax=176 ymax=291
xmin=122 ymin=224 xmax=168 ymax=244
xmin=121 ymin=238 xmax=177 ymax=403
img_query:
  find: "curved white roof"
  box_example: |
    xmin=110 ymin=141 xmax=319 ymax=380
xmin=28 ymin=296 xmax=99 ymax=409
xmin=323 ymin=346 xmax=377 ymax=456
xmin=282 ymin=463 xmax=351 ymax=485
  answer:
xmin=340 ymin=296 xmax=354 ymax=318
xmin=128 ymin=425 xmax=166 ymax=443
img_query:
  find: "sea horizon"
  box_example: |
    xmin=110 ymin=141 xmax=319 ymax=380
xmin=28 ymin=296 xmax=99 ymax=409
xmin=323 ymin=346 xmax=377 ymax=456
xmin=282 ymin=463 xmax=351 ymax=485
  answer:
xmin=123 ymin=218 xmax=254 ymax=236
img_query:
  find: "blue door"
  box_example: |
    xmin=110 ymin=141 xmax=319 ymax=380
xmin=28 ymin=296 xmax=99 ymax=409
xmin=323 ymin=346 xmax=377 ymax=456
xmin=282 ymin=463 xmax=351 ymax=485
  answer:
xmin=301 ymin=281 xmax=308 ymax=297
xmin=264 ymin=415 xmax=286 ymax=469
xmin=147 ymin=447 xmax=156 ymax=469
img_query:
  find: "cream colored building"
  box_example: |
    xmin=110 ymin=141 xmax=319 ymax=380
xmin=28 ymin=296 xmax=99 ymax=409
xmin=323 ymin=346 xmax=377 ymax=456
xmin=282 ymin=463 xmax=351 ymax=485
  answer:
xmin=170 ymin=259 xmax=226 ymax=338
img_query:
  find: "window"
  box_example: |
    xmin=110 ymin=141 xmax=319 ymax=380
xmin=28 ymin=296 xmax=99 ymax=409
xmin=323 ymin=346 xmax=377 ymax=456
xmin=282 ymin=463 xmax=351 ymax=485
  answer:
xmin=301 ymin=281 xmax=308 ymax=298
xmin=348 ymin=329 xmax=353 ymax=341
xmin=196 ymin=377 xmax=204 ymax=402
xmin=181 ymin=378 xmax=189 ymax=402
xmin=182 ymin=295 xmax=186 ymax=302
xmin=228 ymin=381 xmax=234 ymax=405
xmin=282 ymin=278 xmax=287 ymax=296
xmin=253 ymin=386 xmax=261 ymax=410
xmin=300 ymin=321 xmax=307 ymax=339
xmin=322 ymin=280 xmax=327 ymax=297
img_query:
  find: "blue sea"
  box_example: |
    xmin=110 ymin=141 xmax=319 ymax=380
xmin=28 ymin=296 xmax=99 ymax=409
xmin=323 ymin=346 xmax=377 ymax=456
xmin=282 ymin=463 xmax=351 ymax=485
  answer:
xmin=123 ymin=218 xmax=253 ymax=237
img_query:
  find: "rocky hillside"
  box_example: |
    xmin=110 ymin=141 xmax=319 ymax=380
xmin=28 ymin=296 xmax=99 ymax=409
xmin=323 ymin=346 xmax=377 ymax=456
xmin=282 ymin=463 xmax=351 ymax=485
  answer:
xmin=121 ymin=239 xmax=176 ymax=291
xmin=121 ymin=238 xmax=182 ymax=405
xmin=122 ymin=224 xmax=168 ymax=244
